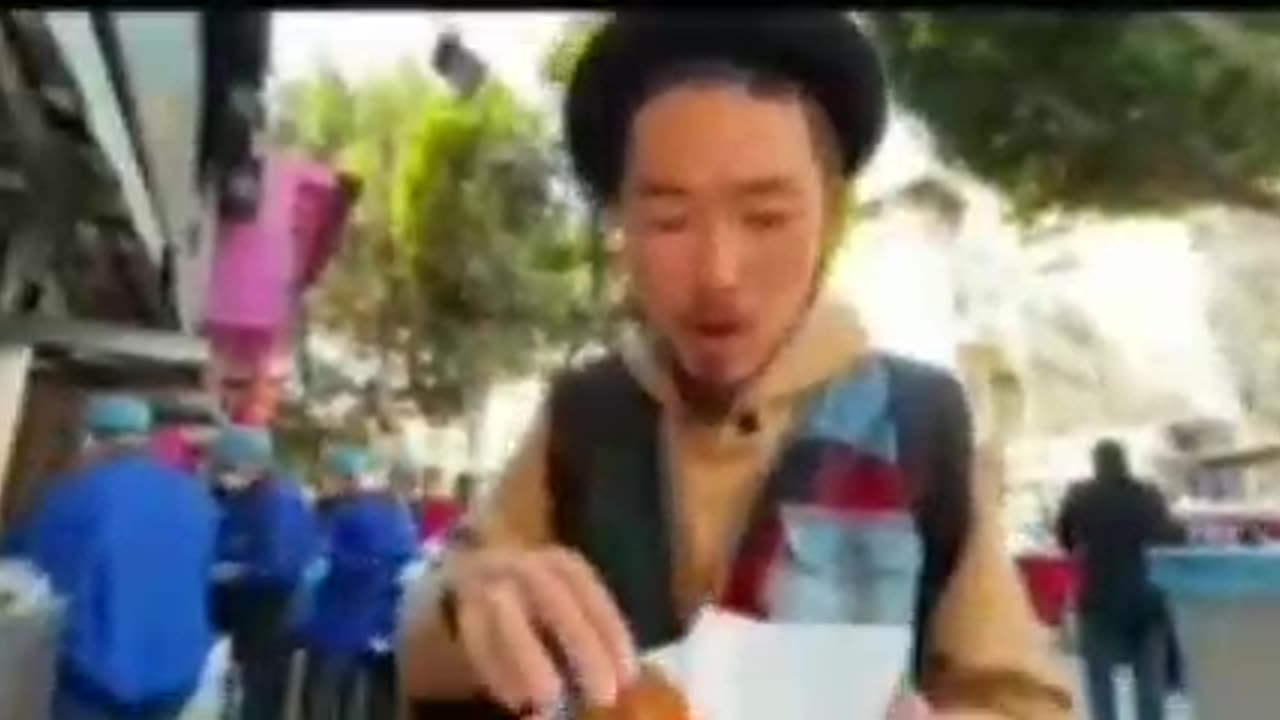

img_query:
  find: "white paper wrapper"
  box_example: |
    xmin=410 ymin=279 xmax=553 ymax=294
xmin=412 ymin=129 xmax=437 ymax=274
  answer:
xmin=645 ymin=608 xmax=912 ymax=720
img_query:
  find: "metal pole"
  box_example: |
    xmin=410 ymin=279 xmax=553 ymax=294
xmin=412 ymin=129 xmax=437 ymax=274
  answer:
xmin=0 ymin=345 xmax=33 ymax=534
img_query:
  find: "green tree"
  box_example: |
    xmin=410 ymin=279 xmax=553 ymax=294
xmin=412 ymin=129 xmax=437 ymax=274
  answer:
xmin=270 ymin=59 xmax=594 ymax=459
xmin=269 ymin=62 xmax=434 ymax=461
xmin=541 ymin=16 xmax=633 ymax=340
xmin=869 ymin=13 xmax=1280 ymax=432
xmin=541 ymin=16 xmax=604 ymax=90
xmin=387 ymin=80 xmax=592 ymax=418
xmin=871 ymin=12 xmax=1280 ymax=221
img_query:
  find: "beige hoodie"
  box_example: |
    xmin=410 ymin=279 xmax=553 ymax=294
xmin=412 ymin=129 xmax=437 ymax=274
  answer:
xmin=401 ymin=295 xmax=1073 ymax=718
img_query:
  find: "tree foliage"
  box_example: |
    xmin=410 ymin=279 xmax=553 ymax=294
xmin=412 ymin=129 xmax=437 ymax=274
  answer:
xmin=271 ymin=60 xmax=594 ymax=425
xmin=540 ymin=16 xmax=637 ymax=335
xmin=541 ymin=15 xmax=604 ymax=91
xmin=871 ymin=12 xmax=1280 ymax=220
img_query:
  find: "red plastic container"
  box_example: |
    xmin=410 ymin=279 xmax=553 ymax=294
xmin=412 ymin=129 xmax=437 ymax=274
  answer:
xmin=1016 ymin=551 xmax=1080 ymax=627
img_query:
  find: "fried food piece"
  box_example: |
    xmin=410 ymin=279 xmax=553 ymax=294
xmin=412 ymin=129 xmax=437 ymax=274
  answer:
xmin=583 ymin=664 xmax=692 ymax=720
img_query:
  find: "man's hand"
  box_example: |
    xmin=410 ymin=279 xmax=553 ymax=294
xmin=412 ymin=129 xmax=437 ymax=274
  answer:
xmin=446 ymin=546 xmax=639 ymax=716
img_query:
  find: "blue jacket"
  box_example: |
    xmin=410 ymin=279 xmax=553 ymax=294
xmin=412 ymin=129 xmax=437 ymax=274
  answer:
xmin=304 ymin=492 xmax=418 ymax=658
xmin=4 ymin=453 xmax=218 ymax=705
xmin=216 ymin=473 xmax=317 ymax=590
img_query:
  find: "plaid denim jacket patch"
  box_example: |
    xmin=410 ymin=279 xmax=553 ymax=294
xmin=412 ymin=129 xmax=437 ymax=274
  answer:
xmin=720 ymin=357 xmax=924 ymax=626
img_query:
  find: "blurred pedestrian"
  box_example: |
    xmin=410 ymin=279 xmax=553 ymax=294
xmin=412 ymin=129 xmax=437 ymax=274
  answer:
xmin=453 ymin=471 xmax=478 ymax=510
xmin=303 ymin=446 xmax=417 ymax=720
xmin=4 ymin=394 xmax=218 ymax=720
xmin=388 ymin=457 xmax=427 ymax=537
xmin=417 ymin=466 xmax=462 ymax=546
xmin=209 ymin=425 xmax=317 ymax=720
xmin=1057 ymin=438 xmax=1187 ymax=720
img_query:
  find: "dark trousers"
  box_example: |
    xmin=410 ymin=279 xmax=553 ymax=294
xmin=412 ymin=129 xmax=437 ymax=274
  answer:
xmin=236 ymin=643 xmax=293 ymax=720
xmin=304 ymin=650 xmax=397 ymax=720
xmin=1164 ymin=619 xmax=1185 ymax=693
xmin=54 ymin=685 xmax=187 ymax=720
xmin=1080 ymin=614 xmax=1168 ymax=720
xmin=223 ymin=587 xmax=297 ymax=720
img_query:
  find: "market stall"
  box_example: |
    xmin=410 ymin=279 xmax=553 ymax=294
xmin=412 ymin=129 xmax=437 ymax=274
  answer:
xmin=1174 ymin=443 xmax=1280 ymax=543
xmin=1151 ymin=547 xmax=1280 ymax=720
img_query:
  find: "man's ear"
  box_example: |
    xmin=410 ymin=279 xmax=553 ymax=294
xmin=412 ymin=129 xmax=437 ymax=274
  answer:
xmin=818 ymin=180 xmax=856 ymax=273
xmin=829 ymin=179 xmax=857 ymax=239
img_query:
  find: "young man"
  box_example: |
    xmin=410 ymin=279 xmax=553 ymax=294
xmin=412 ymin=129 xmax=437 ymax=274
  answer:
xmin=400 ymin=12 xmax=1072 ymax=719
xmin=1057 ymin=440 xmax=1186 ymax=720
xmin=209 ymin=425 xmax=316 ymax=720
xmin=304 ymin=445 xmax=419 ymax=720
xmin=5 ymin=394 xmax=218 ymax=720
xmin=387 ymin=457 xmax=427 ymax=534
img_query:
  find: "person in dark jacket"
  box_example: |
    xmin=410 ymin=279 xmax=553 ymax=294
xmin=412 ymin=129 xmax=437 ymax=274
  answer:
xmin=209 ymin=425 xmax=317 ymax=720
xmin=4 ymin=394 xmax=219 ymax=720
xmin=1057 ymin=438 xmax=1187 ymax=720
xmin=303 ymin=446 xmax=418 ymax=720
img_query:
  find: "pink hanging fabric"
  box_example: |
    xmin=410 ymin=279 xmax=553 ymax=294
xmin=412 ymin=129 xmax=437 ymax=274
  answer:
xmin=203 ymin=152 xmax=360 ymax=424
xmin=206 ymin=153 xmax=298 ymax=337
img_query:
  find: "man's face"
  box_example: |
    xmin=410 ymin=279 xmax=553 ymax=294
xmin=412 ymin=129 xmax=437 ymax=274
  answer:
xmin=619 ymin=83 xmax=829 ymax=388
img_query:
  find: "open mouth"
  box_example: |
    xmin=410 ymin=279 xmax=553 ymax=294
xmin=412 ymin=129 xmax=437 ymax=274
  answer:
xmin=693 ymin=320 xmax=744 ymax=339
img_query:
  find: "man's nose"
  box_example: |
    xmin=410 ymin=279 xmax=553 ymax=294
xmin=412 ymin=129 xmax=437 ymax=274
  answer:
xmin=697 ymin=219 xmax=744 ymax=291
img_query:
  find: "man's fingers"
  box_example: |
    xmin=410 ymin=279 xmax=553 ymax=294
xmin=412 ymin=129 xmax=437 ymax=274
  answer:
xmin=488 ymin=580 xmax=565 ymax=711
xmin=511 ymin=554 xmax=620 ymax=707
xmin=457 ymin=594 xmax=524 ymax=710
xmin=450 ymin=547 xmax=636 ymax=712
xmin=544 ymin=548 xmax=639 ymax=684
xmin=459 ymin=581 xmax=563 ymax=713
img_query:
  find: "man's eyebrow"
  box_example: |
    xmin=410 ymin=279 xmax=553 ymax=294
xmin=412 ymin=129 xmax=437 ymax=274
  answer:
xmin=633 ymin=180 xmax=689 ymax=200
xmin=733 ymin=176 xmax=801 ymax=197
xmin=632 ymin=176 xmax=802 ymax=199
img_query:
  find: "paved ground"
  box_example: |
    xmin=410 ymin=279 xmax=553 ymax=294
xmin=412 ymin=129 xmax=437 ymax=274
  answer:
xmin=179 ymin=639 xmax=230 ymax=720
xmin=1067 ymin=654 xmax=1193 ymax=720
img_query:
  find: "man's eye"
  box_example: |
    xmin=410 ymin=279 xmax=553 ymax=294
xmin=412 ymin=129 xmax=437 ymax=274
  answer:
xmin=743 ymin=211 xmax=789 ymax=231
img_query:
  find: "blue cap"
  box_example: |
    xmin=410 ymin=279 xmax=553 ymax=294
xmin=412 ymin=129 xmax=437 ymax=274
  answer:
xmin=84 ymin=394 xmax=153 ymax=438
xmin=328 ymin=445 xmax=372 ymax=480
xmin=210 ymin=425 xmax=274 ymax=471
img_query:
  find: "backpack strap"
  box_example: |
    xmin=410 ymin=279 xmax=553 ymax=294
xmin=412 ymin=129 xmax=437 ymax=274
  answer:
xmin=545 ymin=354 xmax=656 ymax=544
xmin=880 ymin=353 xmax=974 ymax=683
xmin=545 ymin=354 xmax=682 ymax=650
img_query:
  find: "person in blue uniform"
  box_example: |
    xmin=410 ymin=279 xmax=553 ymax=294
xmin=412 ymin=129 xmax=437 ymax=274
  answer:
xmin=4 ymin=394 xmax=218 ymax=720
xmin=388 ymin=456 xmax=428 ymax=539
xmin=208 ymin=425 xmax=316 ymax=720
xmin=303 ymin=446 xmax=418 ymax=720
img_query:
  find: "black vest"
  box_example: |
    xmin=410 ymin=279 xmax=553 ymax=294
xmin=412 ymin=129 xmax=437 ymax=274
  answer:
xmin=547 ymin=352 xmax=971 ymax=676
xmin=412 ymin=352 xmax=972 ymax=719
